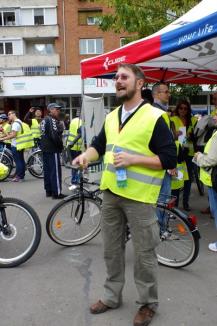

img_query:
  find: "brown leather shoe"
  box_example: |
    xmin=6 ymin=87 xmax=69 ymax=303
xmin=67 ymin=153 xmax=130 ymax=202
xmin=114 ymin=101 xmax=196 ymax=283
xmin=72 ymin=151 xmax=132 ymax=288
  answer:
xmin=90 ymin=300 xmax=111 ymax=314
xmin=134 ymin=305 xmax=155 ymax=326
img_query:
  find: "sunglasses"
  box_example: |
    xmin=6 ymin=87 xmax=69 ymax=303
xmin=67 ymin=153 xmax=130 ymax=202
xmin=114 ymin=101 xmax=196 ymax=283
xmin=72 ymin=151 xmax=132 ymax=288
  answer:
xmin=113 ymin=73 xmax=129 ymax=81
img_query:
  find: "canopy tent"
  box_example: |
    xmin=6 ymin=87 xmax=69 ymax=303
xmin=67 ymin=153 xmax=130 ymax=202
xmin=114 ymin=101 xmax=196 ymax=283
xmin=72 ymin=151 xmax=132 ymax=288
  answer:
xmin=80 ymin=0 xmax=217 ymax=84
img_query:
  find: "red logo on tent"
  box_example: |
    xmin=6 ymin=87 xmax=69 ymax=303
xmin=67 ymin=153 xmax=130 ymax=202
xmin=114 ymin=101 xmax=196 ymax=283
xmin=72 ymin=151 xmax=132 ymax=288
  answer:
xmin=103 ymin=56 xmax=126 ymax=71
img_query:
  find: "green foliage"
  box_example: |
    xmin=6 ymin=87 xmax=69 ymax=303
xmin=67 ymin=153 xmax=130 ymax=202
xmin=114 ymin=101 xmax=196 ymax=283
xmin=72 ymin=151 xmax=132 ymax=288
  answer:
xmin=170 ymin=84 xmax=203 ymax=101
xmin=91 ymin=0 xmax=200 ymax=38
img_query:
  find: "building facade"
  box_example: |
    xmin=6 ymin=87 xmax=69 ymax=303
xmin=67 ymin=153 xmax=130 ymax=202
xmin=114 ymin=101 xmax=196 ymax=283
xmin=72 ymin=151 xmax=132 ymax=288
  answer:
xmin=0 ymin=0 xmax=127 ymax=118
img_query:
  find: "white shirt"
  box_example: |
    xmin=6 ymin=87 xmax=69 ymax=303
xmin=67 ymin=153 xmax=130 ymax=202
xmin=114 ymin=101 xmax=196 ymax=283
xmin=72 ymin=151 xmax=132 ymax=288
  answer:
xmin=121 ymin=103 xmax=141 ymax=124
xmin=11 ymin=119 xmax=22 ymax=147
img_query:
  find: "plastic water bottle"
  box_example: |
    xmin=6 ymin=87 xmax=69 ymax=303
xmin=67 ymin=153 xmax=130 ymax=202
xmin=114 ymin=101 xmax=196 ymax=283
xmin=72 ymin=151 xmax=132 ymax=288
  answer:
xmin=115 ymin=147 xmax=127 ymax=188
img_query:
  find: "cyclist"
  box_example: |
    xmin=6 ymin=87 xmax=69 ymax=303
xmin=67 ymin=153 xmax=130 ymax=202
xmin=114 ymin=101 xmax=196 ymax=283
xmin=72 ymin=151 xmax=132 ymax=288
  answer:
xmin=0 ymin=114 xmax=11 ymax=150
xmin=40 ymin=103 xmax=66 ymax=199
xmin=0 ymin=111 xmax=34 ymax=182
xmin=73 ymin=64 xmax=177 ymax=326
xmin=24 ymin=107 xmax=43 ymax=147
xmin=171 ymin=99 xmax=197 ymax=211
xmin=194 ymin=112 xmax=217 ymax=252
xmin=67 ymin=116 xmax=82 ymax=190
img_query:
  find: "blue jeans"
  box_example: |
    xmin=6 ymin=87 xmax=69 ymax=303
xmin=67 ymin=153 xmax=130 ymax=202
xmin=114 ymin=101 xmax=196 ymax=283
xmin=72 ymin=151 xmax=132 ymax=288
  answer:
xmin=208 ymin=187 xmax=217 ymax=229
xmin=11 ymin=146 xmax=25 ymax=179
xmin=70 ymin=150 xmax=81 ymax=183
xmin=156 ymin=172 xmax=171 ymax=231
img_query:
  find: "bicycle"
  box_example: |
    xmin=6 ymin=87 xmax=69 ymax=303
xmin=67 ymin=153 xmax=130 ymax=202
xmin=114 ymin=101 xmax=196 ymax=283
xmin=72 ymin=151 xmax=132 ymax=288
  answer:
xmin=0 ymin=145 xmax=43 ymax=181
xmin=0 ymin=190 xmax=42 ymax=267
xmin=46 ymin=163 xmax=200 ymax=269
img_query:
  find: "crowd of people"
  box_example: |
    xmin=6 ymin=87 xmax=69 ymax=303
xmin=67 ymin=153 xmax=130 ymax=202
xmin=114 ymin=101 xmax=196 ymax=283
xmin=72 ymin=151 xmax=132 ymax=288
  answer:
xmin=0 ymin=63 xmax=217 ymax=325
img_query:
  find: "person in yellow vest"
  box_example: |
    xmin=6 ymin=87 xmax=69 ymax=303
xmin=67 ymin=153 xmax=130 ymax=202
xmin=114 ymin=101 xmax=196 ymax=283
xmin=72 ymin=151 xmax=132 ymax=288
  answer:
xmin=0 ymin=113 xmax=11 ymax=149
xmin=66 ymin=117 xmax=82 ymax=189
xmin=194 ymin=113 xmax=217 ymax=252
xmin=171 ymin=99 xmax=197 ymax=211
xmin=73 ymin=64 xmax=177 ymax=326
xmin=0 ymin=110 xmax=34 ymax=182
xmin=24 ymin=107 xmax=42 ymax=147
xmin=171 ymin=141 xmax=189 ymax=207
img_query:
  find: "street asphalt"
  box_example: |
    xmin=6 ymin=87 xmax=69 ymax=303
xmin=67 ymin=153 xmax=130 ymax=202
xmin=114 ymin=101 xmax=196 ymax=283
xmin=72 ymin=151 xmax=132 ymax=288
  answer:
xmin=0 ymin=169 xmax=217 ymax=326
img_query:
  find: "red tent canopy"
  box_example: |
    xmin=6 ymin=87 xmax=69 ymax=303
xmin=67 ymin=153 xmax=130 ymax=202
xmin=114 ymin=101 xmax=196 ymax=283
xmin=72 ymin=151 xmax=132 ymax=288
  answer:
xmin=81 ymin=0 xmax=217 ymax=84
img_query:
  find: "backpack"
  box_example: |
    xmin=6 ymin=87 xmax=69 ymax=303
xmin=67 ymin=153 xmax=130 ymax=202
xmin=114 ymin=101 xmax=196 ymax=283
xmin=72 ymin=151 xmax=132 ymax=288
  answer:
xmin=194 ymin=115 xmax=216 ymax=147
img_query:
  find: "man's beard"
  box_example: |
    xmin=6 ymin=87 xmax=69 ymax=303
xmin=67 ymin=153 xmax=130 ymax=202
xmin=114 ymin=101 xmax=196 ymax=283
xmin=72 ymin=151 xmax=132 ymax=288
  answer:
xmin=116 ymin=87 xmax=137 ymax=104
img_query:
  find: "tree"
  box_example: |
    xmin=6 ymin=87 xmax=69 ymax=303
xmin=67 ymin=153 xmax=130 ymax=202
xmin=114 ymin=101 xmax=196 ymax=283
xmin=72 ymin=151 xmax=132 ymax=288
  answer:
xmin=93 ymin=0 xmax=200 ymax=39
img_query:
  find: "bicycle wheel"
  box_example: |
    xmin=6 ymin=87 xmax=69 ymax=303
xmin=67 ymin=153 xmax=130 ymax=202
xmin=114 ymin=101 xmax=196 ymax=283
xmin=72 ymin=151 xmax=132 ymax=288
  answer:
xmin=27 ymin=150 xmax=44 ymax=179
xmin=156 ymin=207 xmax=199 ymax=268
xmin=46 ymin=195 xmax=101 ymax=246
xmin=0 ymin=198 xmax=41 ymax=267
xmin=0 ymin=153 xmax=12 ymax=181
xmin=4 ymin=148 xmax=16 ymax=178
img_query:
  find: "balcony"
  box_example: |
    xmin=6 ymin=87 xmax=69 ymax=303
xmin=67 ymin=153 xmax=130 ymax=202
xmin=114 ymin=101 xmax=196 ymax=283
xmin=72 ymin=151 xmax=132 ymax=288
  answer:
xmin=0 ymin=54 xmax=60 ymax=69
xmin=0 ymin=25 xmax=59 ymax=38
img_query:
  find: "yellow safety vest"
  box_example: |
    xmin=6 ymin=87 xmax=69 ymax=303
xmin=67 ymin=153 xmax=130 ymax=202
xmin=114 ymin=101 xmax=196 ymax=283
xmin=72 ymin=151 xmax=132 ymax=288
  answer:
xmin=100 ymin=103 xmax=168 ymax=204
xmin=211 ymin=108 xmax=217 ymax=117
xmin=200 ymin=131 xmax=217 ymax=187
xmin=67 ymin=118 xmax=82 ymax=151
xmin=2 ymin=123 xmax=11 ymax=144
xmin=31 ymin=119 xmax=41 ymax=139
xmin=16 ymin=121 xmax=34 ymax=151
xmin=171 ymin=141 xmax=189 ymax=190
xmin=171 ymin=115 xmax=197 ymax=156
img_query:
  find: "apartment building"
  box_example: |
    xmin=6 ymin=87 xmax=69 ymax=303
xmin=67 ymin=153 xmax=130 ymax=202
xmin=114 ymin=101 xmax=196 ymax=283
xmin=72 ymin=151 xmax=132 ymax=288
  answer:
xmin=0 ymin=0 xmax=127 ymax=117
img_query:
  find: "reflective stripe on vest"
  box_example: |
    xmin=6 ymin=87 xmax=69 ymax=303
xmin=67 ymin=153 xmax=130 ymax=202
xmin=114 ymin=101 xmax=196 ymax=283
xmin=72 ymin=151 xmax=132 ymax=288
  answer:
xmin=31 ymin=119 xmax=41 ymax=139
xmin=100 ymin=103 xmax=167 ymax=204
xmin=16 ymin=122 xmax=34 ymax=151
xmin=67 ymin=118 xmax=82 ymax=150
xmin=200 ymin=131 xmax=217 ymax=187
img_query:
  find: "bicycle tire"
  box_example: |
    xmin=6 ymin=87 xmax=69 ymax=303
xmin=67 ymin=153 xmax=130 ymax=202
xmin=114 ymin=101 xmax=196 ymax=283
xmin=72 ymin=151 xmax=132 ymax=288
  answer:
xmin=156 ymin=207 xmax=199 ymax=268
xmin=0 ymin=197 xmax=41 ymax=267
xmin=46 ymin=195 xmax=101 ymax=246
xmin=5 ymin=150 xmax=16 ymax=178
xmin=27 ymin=150 xmax=44 ymax=179
xmin=0 ymin=153 xmax=13 ymax=181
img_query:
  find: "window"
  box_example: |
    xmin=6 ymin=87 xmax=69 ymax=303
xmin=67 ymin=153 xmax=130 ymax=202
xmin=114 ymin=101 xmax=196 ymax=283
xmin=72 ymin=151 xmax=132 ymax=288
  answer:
xmin=27 ymin=43 xmax=54 ymax=55
xmin=0 ymin=11 xmax=16 ymax=26
xmin=120 ymin=37 xmax=133 ymax=47
xmin=5 ymin=42 xmax=13 ymax=54
xmin=0 ymin=42 xmax=13 ymax=55
xmin=79 ymin=38 xmax=103 ymax=55
xmin=78 ymin=9 xmax=102 ymax=25
xmin=120 ymin=38 xmax=127 ymax=47
xmin=34 ymin=9 xmax=44 ymax=25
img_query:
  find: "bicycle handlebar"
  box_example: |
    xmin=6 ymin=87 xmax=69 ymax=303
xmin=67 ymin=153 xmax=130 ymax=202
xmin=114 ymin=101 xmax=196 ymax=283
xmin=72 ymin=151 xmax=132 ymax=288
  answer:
xmin=65 ymin=160 xmax=103 ymax=170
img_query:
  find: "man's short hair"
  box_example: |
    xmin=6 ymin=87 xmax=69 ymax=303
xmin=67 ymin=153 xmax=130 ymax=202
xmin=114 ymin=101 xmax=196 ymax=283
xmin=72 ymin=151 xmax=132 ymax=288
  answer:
xmin=152 ymin=82 xmax=168 ymax=96
xmin=118 ymin=63 xmax=145 ymax=81
xmin=8 ymin=110 xmax=17 ymax=116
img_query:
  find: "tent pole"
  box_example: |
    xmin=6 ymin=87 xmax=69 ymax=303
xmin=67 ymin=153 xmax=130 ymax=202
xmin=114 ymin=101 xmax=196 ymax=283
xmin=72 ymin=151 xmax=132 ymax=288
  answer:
xmin=81 ymin=78 xmax=85 ymax=152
